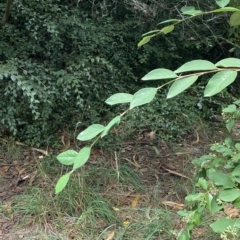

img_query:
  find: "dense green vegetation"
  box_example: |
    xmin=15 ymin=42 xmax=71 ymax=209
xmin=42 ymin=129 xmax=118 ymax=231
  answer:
xmin=2 ymin=0 xmax=240 ymax=239
xmin=0 ymin=0 xmax=234 ymax=145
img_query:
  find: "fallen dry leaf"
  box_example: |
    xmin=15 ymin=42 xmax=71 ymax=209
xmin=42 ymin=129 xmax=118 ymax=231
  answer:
xmin=28 ymin=170 xmax=38 ymax=186
xmin=131 ymin=194 xmax=140 ymax=208
xmin=112 ymin=207 xmax=120 ymax=212
xmin=224 ymin=203 xmax=240 ymax=218
xmin=31 ymin=147 xmax=48 ymax=156
xmin=161 ymin=166 xmax=189 ymax=179
xmin=161 ymin=201 xmax=184 ymax=210
xmin=4 ymin=201 xmax=12 ymax=213
xmin=145 ymin=206 xmax=152 ymax=219
xmin=0 ymin=168 xmax=7 ymax=178
xmin=106 ymin=231 xmax=115 ymax=240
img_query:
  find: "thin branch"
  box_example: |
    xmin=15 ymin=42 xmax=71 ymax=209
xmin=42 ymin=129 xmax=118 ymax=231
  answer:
xmin=0 ymin=0 xmax=12 ymax=28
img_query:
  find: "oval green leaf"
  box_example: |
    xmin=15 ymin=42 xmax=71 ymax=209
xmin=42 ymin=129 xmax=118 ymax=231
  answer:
xmin=231 ymin=164 xmax=240 ymax=176
xmin=174 ymin=60 xmax=217 ymax=73
xmin=226 ymin=118 xmax=235 ymax=132
xmin=138 ymin=35 xmax=151 ymax=47
xmin=167 ymin=75 xmax=198 ymax=99
xmin=181 ymin=6 xmax=203 ymax=15
xmin=73 ymin=146 xmax=91 ymax=171
xmin=185 ymin=193 xmax=205 ymax=202
xmin=213 ymin=7 xmax=240 ymax=12
xmin=204 ymin=70 xmax=237 ymax=97
xmin=208 ymin=171 xmax=235 ymax=188
xmin=142 ymin=68 xmax=177 ymax=81
xmin=222 ymin=104 xmax=237 ymax=113
xmin=57 ymin=150 xmax=78 ymax=165
xmin=230 ymin=11 xmax=240 ymax=26
xmin=211 ymin=196 xmax=224 ymax=214
xmin=215 ymin=0 xmax=230 ymax=8
xmin=219 ymin=189 xmax=240 ymax=202
xmin=130 ymin=88 xmax=158 ymax=110
xmin=105 ymin=93 xmax=133 ymax=105
xmin=142 ymin=30 xmax=160 ymax=37
xmin=235 ymin=143 xmax=240 ymax=151
xmin=178 ymin=231 xmax=190 ymax=240
xmin=210 ymin=218 xmax=234 ymax=233
xmin=181 ymin=6 xmax=195 ymax=14
xmin=158 ymin=19 xmax=179 ymax=25
xmin=206 ymin=193 xmax=213 ymax=210
xmin=215 ymin=57 xmax=240 ymax=67
xmin=77 ymin=124 xmax=105 ymax=141
xmin=55 ymin=172 xmax=71 ymax=194
xmin=235 ymin=218 xmax=240 ymax=227
xmin=101 ymin=116 xmax=121 ymax=138
xmin=161 ymin=25 xmax=174 ymax=34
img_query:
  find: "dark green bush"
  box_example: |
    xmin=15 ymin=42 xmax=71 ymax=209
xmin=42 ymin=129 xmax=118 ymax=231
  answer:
xmin=0 ymin=0 xmax=232 ymax=145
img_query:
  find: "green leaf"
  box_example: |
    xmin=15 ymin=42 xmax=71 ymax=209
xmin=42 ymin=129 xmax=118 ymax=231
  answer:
xmin=231 ymin=164 xmax=240 ymax=176
xmin=152 ymin=146 xmax=160 ymax=155
xmin=230 ymin=11 xmax=240 ymax=26
xmin=210 ymin=218 xmax=234 ymax=233
xmin=235 ymin=144 xmax=240 ymax=151
xmin=206 ymin=193 xmax=213 ymax=210
xmin=73 ymin=146 xmax=91 ymax=171
xmin=198 ymin=177 xmax=209 ymax=190
xmin=235 ymin=218 xmax=240 ymax=228
xmin=181 ymin=6 xmax=195 ymax=14
xmin=211 ymin=196 xmax=224 ymax=214
xmin=185 ymin=193 xmax=205 ymax=202
xmin=158 ymin=19 xmax=179 ymax=24
xmin=204 ymin=70 xmax=237 ymax=97
xmin=174 ymin=60 xmax=217 ymax=73
xmin=177 ymin=210 xmax=193 ymax=217
xmin=130 ymin=88 xmax=158 ymax=110
xmin=226 ymin=118 xmax=235 ymax=132
xmin=105 ymin=93 xmax=133 ymax=105
xmin=215 ymin=58 xmax=240 ymax=67
xmin=233 ymin=197 xmax=240 ymax=207
xmin=219 ymin=189 xmax=240 ymax=202
xmin=225 ymin=137 xmax=233 ymax=148
xmin=215 ymin=0 xmax=230 ymax=8
xmin=167 ymin=76 xmax=198 ymax=99
xmin=142 ymin=68 xmax=177 ymax=80
xmin=222 ymin=104 xmax=237 ymax=113
xmin=161 ymin=25 xmax=174 ymax=34
xmin=55 ymin=172 xmax=71 ymax=194
xmin=77 ymin=124 xmax=105 ymax=141
xmin=101 ymin=116 xmax=121 ymax=138
xmin=142 ymin=30 xmax=160 ymax=37
xmin=208 ymin=172 xmax=235 ymax=188
xmin=181 ymin=6 xmax=203 ymax=15
xmin=234 ymin=100 xmax=240 ymax=104
xmin=232 ymin=153 xmax=240 ymax=162
xmin=211 ymin=144 xmax=233 ymax=156
xmin=213 ymin=7 xmax=240 ymax=12
xmin=10 ymin=75 xmax=16 ymax=81
xmin=57 ymin=150 xmax=78 ymax=165
xmin=177 ymin=231 xmax=190 ymax=240
xmin=192 ymin=211 xmax=201 ymax=225
xmin=138 ymin=36 xmax=151 ymax=47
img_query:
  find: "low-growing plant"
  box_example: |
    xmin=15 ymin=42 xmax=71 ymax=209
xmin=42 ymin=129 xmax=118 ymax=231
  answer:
xmin=177 ymin=101 xmax=240 ymax=239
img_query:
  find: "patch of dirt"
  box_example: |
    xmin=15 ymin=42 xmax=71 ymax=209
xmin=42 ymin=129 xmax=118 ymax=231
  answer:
xmin=0 ymin=142 xmax=45 ymax=240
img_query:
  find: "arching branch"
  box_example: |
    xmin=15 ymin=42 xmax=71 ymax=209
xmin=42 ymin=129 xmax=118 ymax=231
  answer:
xmin=0 ymin=0 xmax=12 ymax=28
